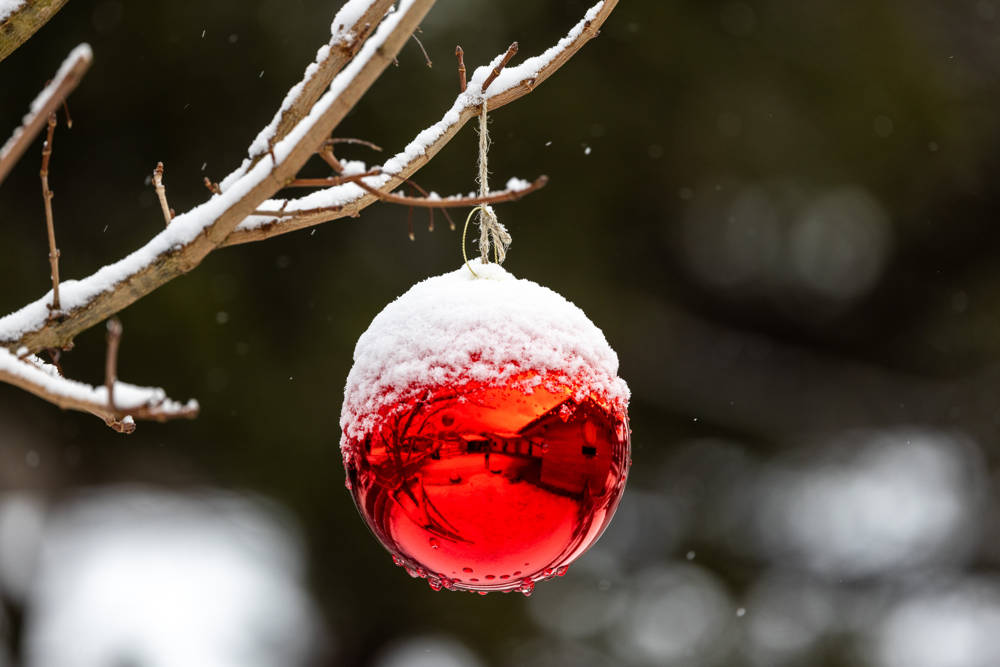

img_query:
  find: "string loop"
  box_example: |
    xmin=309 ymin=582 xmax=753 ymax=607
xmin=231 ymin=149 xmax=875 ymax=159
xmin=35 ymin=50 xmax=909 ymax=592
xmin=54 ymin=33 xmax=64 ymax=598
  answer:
xmin=466 ymin=99 xmax=511 ymax=275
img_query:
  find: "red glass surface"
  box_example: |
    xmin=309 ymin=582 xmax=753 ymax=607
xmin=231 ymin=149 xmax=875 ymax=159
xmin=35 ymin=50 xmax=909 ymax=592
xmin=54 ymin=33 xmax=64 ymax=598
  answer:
xmin=343 ymin=376 xmax=630 ymax=594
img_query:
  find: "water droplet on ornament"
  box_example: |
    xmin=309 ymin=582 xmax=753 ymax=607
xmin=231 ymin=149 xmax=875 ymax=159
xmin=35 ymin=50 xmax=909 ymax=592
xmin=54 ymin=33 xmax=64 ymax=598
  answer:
xmin=441 ymin=413 xmax=454 ymax=427
xmin=500 ymin=574 xmax=510 ymax=579
xmin=429 ymin=537 xmax=440 ymax=549
xmin=477 ymin=591 xmax=488 ymax=596
xmin=463 ymin=567 xmax=473 ymax=573
xmin=485 ymin=574 xmax=495 ymax=580
xmin=392 ymin=555 xmax=404 ymax=567
xmin=555 ymin=565 xmax=569 ymax=577
xmin=428 ymin=578 xmax=442 ymax=591
xmin=542 ymin=568 xmax=554 ymax=578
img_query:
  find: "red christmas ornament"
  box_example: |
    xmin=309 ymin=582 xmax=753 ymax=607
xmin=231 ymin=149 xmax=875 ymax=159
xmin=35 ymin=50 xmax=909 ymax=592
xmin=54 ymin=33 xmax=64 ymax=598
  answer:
xmin=340 ymin=260 xmax=630 ymax=594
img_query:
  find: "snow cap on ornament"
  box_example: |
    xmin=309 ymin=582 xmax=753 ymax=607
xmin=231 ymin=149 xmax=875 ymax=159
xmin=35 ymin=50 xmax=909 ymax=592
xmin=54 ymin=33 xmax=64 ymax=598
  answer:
xmin=340 ymin=259 xmax=630 ymax=446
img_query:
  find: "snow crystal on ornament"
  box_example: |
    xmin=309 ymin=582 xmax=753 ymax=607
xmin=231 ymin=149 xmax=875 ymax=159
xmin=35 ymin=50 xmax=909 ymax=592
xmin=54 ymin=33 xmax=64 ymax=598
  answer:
xmin=340 ymin=260 xmax=630 ymax=594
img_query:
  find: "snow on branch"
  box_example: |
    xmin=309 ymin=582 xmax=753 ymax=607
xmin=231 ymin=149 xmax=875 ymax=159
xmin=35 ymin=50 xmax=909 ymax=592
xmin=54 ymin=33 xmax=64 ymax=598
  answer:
xmin=0 ymin=0 xmax=435 ymax=354
xmin=221 ymin=0 xmax=617 ymax=246
xmin=0 ymin=0 xmax=618 ymax=431
xmin=0 ymin=0 xmax=70 ymax=62
xmin=227 ymin=0 xmax=398 ymax=182
xmin=0 ymin=347 xmax=198 ymax=432
xmin=0 ymin=42 xmax=91 ymax=186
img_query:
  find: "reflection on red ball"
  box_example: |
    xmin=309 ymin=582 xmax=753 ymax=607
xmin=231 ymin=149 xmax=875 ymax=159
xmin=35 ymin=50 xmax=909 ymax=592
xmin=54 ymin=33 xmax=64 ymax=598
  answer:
xmin=343 ymin=374 xmax=630 ymax=594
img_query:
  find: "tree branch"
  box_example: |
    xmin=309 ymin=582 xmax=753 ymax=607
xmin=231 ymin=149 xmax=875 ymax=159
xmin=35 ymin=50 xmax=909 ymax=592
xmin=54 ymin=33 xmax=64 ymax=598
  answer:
xmin=0 ymin=0 xmax=618 ymax=429
xmin=0 ymin=347 xmax=198 ymax=430
xmin=0 ymin=42 xmax=91 ymax=186
xmin=39 ymin=112 xmax=60 ymax=311
xmin=221 ymin=0 xmax=617 ymax=246
xmin=0 ymin=0 xmax=70 ymax=63
xmin=0 ymin=0 xmax=435 ymax=355
xmin=236 ymin=0 xmax=397 ymax=177
xmin=350 ymin=172 xmax=548 ymax=208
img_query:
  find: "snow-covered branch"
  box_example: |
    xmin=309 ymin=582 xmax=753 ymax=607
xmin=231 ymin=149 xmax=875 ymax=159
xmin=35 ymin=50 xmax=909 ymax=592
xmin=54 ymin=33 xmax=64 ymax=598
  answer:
xmin=0 ymin=42 xmax=91 ymax=185
xmin=0 ymin=0 xmax=617 ymax=431
xmin=0 ymin=0 xmax=435 ymax=354
xmin=0 ymin=347 xmax=198 ymax=433
xmin=221 ymin=0 xmax=617 ymax=246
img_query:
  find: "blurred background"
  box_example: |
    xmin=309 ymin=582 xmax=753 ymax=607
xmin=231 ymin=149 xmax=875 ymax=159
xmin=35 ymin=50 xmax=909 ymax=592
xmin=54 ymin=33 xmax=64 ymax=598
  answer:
xmin=2 ymin=0 xmax=1000 ymax=665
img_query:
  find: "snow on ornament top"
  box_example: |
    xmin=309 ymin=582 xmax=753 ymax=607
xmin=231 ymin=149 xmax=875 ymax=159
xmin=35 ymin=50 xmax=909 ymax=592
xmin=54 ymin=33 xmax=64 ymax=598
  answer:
xmin=340 ymin=259 xmax=630 ymax=447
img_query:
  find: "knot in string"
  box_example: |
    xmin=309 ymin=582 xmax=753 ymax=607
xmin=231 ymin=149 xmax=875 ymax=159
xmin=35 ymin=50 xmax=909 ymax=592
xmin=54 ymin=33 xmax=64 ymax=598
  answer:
xmin=474 ymin=100 xmax=511 ymax=265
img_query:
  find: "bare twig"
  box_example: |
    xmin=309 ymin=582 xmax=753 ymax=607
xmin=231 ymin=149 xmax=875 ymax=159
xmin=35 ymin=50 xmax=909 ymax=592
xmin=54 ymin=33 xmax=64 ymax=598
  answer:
xmin=285 ymin=169 xmax=382 ymax=188
xmin=412 ymin=32 xmax=432 ymax=67
xmin=456 ymin=45 xmax=466 ymax=92
xmin=0 ymin=0 xmax=71 ymax=62
xmin=40 ymin=113 xmax=60 ymax=312
xmin=0 ymin=43 xmax=92 ymax=186
xmin=104 ymin=317 xmax=122 ymax=411
xmin=202 ymin=177 xmax=221 ymax=195
xmin=404 ymin=177 xmax=456 ymax=230
xmin=61 ymin=99 xmax=73 ymax=128
xmin=152 ymin=162 xmax=173 ymax=225
xmin=326 ymin=137 xmax=383 ymax=152
xmin=481 ymin=42 xmax=518 ymax=92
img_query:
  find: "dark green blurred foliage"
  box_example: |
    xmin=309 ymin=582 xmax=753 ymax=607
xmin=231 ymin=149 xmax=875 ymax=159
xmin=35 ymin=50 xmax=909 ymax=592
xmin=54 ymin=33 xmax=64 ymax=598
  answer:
xmin=2 ymin=1 xmax=1000 ymax=666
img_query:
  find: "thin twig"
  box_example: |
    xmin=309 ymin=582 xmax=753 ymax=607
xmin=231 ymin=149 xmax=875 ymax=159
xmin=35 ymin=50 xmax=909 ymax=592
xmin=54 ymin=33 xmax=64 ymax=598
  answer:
xmin=481 ymin=42 xmax=518 ymax=92
xmin=404 ymin=177 xmax=457 ymax=230
xmin=325 ymin=137 xmax=383 ymax=152
xmin=0 ymin=44 xmax=92 ymax=186
xmin=455 ymin=45 xmax=466 ymax=92
xmin=40 ymin=113 xmax=61 ymax=312
xmin=152 ymin=162 xmax=173 ymax=225
xmin=202 ymin=177 xmax=221 ymax=195
xmin=412 ymin=32 xmax=432 ymax=67
xmin=317 ymin=147 xmax=345 ymax=173
xmin=286 ymin=169 xmax=383 ymax=188
xmin=105 ymin=317 xmax=122 ymax=412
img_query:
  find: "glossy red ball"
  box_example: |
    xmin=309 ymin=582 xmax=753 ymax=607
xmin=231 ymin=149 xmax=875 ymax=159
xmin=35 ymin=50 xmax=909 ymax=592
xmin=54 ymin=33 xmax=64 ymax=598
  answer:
xmin=343 ymin=374 xmax=630 ymax=594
